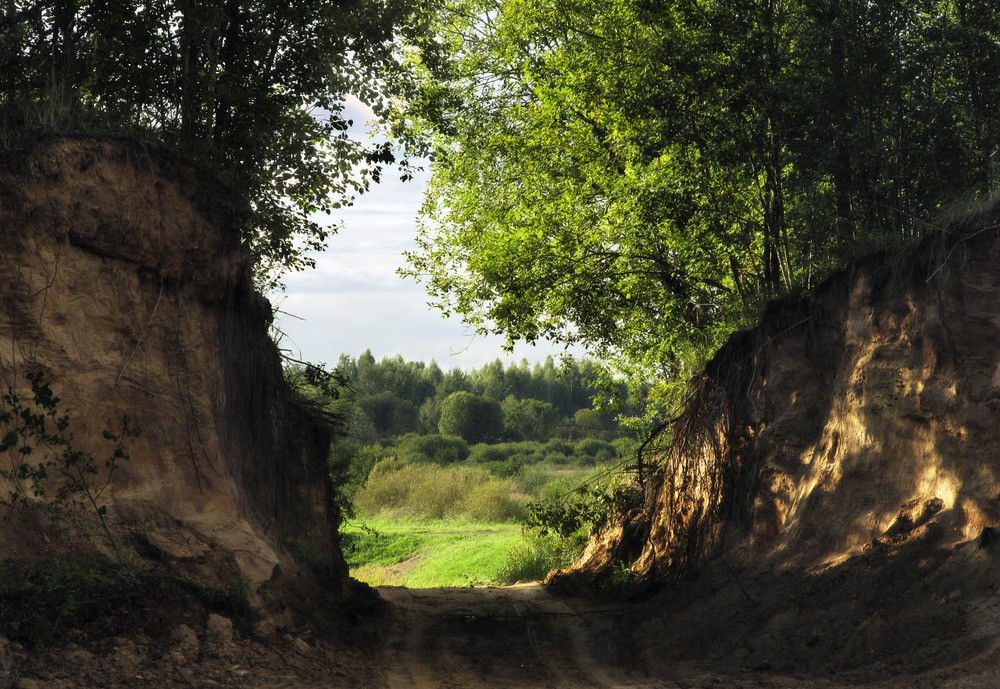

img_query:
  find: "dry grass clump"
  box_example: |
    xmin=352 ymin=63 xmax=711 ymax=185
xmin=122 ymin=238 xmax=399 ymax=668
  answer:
xmin=354 ymin=459 xmax=525 ymax=521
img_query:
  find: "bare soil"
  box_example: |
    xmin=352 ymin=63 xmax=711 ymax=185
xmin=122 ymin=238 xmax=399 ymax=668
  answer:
xmin=377 ymin=584 xmax=653 ymax=689
xmin=10 ymin=561 xmax=1000 ymax=689
xmin=8 ymin=139 xmax=1000 ymax=688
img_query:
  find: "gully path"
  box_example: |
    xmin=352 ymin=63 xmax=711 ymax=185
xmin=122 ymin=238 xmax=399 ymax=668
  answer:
xmin=376 ymin=584 xmax=668 ymax=689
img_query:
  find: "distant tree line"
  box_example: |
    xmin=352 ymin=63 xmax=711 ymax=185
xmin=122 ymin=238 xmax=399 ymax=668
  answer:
xmin=329 ymin=350 xmax=630 ymax=445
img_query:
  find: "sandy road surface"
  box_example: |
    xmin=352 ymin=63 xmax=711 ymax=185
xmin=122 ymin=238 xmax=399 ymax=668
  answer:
xmin=373 ymin=584 xmax=1000 ymax=689
xmin=376 ymin=584 xmax=669 ymax=689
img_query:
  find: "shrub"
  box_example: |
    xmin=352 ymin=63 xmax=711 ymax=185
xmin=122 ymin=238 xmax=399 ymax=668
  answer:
xmin=468 ymin=442 xmax=541 ymax=478
xmin=611 ymin=437 xmax=638 ymax=460
xmin=575 ymin=438 xmax=615 ymax=458
xmin=353 ymin=457 xmax=411 ymax=514
xmin=467 ymin=443 xmax=516 ymax=464
xmin=353 ymin=460 xmax=523 ymax=521
xmin=543 ymin=438 xmax=573 ymax=456
xmin=544 ymin=451 xmax=571 ymax=465
xmin=470 ymin=458 xmax=525 ymax=478
xmin=494 ymin=532 xmax=585 ymax=585
xmin=407 ymin=466 xmax=486 ymax=519
xmin=535 ymin=475 xmax=581 ymax=501
xmin=593 ymin=448 xmax=616 ymax=465
xmin=358 ymin=392 xmax=420 ymax=438
xmin=514 ymin=466 xmax=556 ymax=497
xmin=328 ymin=442 xmax=390 ymax=510
xmin=512 ymin=441 xmax=546 ymax=462
xmin=393 ymin=434 xmax=470 ymax=464
xmin=460 ymin=480 xmax=526 ymax=522
xmin=502 ymin=398 xmax=558 ymax=441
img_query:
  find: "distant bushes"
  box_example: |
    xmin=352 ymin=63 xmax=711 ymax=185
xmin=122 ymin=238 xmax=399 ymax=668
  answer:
xmin=393 ymin=434 xmax=470 ymax=464
xmin=354 ymin=458 xmax=525 ymax=521
xmin=347 ymin=432 xmax=631 ymax=530
xmin=378 ymin=436 xmax=622 ymax=472
xmin=465 ymin=438 xmax=618 ymax=472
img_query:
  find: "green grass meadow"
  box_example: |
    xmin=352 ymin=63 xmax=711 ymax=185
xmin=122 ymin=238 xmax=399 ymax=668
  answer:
xmin=339 ymin=445 xmax=628 ymax=588
xmin=341 ymin=517 xmax=523 ymax=587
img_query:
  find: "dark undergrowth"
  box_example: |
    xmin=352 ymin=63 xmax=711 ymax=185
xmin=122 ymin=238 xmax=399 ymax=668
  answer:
xmin=0 ymin=557 xmax=254 ymax=648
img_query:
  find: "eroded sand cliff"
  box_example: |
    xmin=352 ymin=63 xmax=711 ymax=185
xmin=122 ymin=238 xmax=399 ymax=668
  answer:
xmin=0 ymin=136 xmax=345 ymax=600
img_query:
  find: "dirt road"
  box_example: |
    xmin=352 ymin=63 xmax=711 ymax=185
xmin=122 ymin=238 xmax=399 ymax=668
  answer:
xmin=374 ymin=583 xmax=1000 ymax=689
xmin=376 ymin=584 xmax=669 ymax=689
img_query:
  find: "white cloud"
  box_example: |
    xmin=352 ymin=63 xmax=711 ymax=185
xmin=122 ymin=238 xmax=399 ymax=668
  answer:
xmin=273 ymin=285 xmax=580 ymax=370
xmin=275 ymin=111 xmax=586 ymax=370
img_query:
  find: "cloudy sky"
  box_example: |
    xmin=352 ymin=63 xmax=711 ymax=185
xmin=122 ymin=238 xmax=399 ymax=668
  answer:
xmin=270 ymin=100 xmax=581 ymax=370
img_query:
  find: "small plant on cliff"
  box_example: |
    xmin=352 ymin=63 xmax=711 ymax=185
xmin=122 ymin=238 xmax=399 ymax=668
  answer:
xmin=0 ymin=371 xmax=139 ymax=567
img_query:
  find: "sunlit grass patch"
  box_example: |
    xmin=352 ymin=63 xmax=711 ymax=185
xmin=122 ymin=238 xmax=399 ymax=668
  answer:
xmin=342 ymin=517 xmax=522 ymax=588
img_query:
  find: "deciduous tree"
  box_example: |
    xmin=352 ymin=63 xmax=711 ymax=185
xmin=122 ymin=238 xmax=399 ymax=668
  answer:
xmin=438 ymin=391 xmax=503 ymax=444
xmin=392 ymin=0 xmax=1000 ymax=380
xmin=0 ymin=0 xmax=426 ymax=281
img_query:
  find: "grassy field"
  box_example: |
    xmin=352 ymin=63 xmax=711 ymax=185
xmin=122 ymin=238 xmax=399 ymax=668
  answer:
xmin=341 ymin=458 xmax=617 ymax=587
xmin=341 ymin=517 xmax=524 ymax=587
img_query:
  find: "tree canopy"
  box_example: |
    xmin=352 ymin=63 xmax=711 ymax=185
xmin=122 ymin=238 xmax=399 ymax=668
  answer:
xmin=437 ymin=391 xmax=504 ymax=444
xmin=393 ymin=0 xmax=1000 ymax=379
xmin=1 ymin=0 xmax=424 ymax=280
xmin=325 ymin=350 xmax=627 ymax=443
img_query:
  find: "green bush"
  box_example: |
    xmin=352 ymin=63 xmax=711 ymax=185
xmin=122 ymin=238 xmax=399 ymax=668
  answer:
xmin=393 ymin=434 xmax=470 ymax=464
xmin=467 ymin=443 xmax=516 ymax=463
xmin=575 ymin=438 xmax=615 ymax=458
xmin=544 ymin=451 xmax=572 ymax=465
xmin=593 ymin=448 xmax=616 ymax=465
xmin=526 ymin=475 xmax=643 ymax=539
xmin=438 ymin=391 xmax=504 ymax=444
xmin=469 ymin=457 xmax=525 ymax=478
xmin=611 ymin=437 xmax=638 ymax=460
xmin=513 ymin=441 xmax=547 ymax=462
xmin=494 ymin=532 xmax=586 ymax=584
xmin=358 ymin=392 xmax=420 ymax=438
xmin=353 ymin=460 xmax=524 ymax=521
xmin=544 ymin=438 xmax=574 ymax=456
xmin=535 ymin=475 xmax=581 ymax=501
xmin=460 ymin=480 xmax=526 ymax=522
xmin=467 ymin=443 xmax=535 ymax=477
xmin=408 ymin=467 xmax=486 ymax=519
xmin=502 ymin=398 xmax=558 ymax=441
xmin=353 ymin=457 xmax=411 ymax=513
xmin=328 ymin=442 xmax=390 ymax=507
xmin=514 ymin=466 xmax=557 ymax=497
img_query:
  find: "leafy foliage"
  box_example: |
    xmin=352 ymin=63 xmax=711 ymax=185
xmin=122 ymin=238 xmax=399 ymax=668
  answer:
xmin=0 ymin=371 xmax=138 ymax=566
xmin=329 ymin=350 xmax=633 ymax=445
xmin=0 ymin=559 xmax=144 ymax=645
xmin=0 ymin=0 xmax=427 ymax=281
xmin=394 ymin=433 xmax=470 ymax=464
xmin=353 ymin=458 xmax=524 ymax=521
xmin=494 ymin=531 xmax=581 ymax=585
xmin=392 ymin=0 xmax=1000 ymax=379
xmin=437 ymin=391 xmax=503 ymax=444
xmin=502 ymin=397 xmax=558 ymax=441
xmin=525 ymin=480 xmax=641 ymax=540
